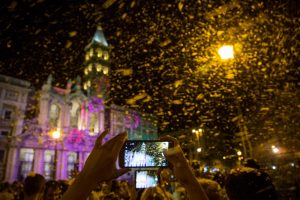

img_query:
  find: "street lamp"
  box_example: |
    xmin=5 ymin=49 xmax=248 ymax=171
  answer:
xmin=192 ymin=128 xmax=203 ymax=160
xmin=237 ymin=150 xmax=242 ymax=156
xmin=218 ymin=45 xmax=234 ymax=60
xmin=217 ymin=45 xmax=252 ymax=159
xmin=272 ymin=145 xmax=279 ymax=154
xmin=51 ymin=130 xmax=61 ymax=180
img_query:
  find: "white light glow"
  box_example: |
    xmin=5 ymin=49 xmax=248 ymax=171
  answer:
xmin=218 ymin=45 xmax=234 ymax=60
xmin=52 ymin=130 xmax=61 ymax=139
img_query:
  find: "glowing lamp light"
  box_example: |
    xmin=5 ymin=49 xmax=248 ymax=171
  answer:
xmin=218 ymin=45 xmax=234 ymax=60
xmin=272 ymin=165 xmax=277 ymax=170
xmin=237 ymin=151 xmax=242 ymax=156
xmin=52 ymin=130 xmax=61 ymax=140
xmin=271 ymin=145 xmax=279 ymax=154
xmin=197 ymin=147 xmax=202 ymax=153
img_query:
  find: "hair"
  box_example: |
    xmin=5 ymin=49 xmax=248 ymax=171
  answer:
xmin=140 ymin=186 xmax=169 ymax=200
xmin=243 ymin=158 xmax=260 ymax=169
xmin=225 ymin=167 xmax=277 ymax=200
xmin=24 ymin=173 xmax=46 ymax=197
xmin=198 ymin=178 xmax=224 ymax=200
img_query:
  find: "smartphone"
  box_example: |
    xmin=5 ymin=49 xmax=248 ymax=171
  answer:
xmin=119 ymin=140 xmax=173 ymax=168
xmin=135 ymin=170 xmax=159 ymax=189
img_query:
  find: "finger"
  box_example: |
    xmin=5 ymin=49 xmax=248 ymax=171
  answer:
xmin=163 ymin=146 xmax=186 ymax=167
xmin=98 ymin=129 xmax=110 ymax=145
xmin=93 ymin=129 xmax=110 ymax=150
xmin=159 ymin=135 xmax=179 ymax=146
xmin=104 ymin=132 xmax=127 ymax=152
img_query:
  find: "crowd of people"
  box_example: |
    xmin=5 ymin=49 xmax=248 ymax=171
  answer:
xmin=0 ymin=130 xmax=298 ymax=200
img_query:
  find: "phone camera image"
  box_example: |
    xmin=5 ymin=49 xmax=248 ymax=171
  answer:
xmin=135 ymin=170 xmax=158 ymax=189
xmin=123 ymin=141 xmax=171 ymax=168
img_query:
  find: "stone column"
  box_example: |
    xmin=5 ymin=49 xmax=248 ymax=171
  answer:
xmin=33 ymin=149 xmax=44 ymax=174
xmin=5 ymin=147 xmax=19 ymax=182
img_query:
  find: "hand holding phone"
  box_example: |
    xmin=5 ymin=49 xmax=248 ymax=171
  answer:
xmin=119 ymin=140 xmax=173 ymax=168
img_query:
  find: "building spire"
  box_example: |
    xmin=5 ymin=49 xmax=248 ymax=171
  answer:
xmin=83 ymin=26 xmax=110 ymax=99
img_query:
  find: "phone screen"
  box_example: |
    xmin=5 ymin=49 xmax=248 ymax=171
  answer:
xmin=135 ymin=170 xmax=158 ymax=189
xmin=120 ymin=140 xmax=172 ymax=168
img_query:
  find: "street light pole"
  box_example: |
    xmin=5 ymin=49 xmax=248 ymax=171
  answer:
xmin=51 ymin=130 xmax=61 ymax=180
xmin=218 ymin=45 xmax=252 ymax=159
xmin=192 ymin=128 xmax=203 ymax=160
xmin=53 ymin=140 xmax=58 ymax=179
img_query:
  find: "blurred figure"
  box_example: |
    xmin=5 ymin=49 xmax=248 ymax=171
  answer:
xmin=57 ymin=180 xmax=69 ymax=197
xmin=140 ymin=186 xmax=174 ymax=200
xmin=11 ymin=181 xmax=24 ymax=200
xmin=23 ymin=173 xmax=46 ymax=200
xmin=173 ymin=184 xmax=188 ymax=200
xmin=87 ymin=184 xmax=102 ymax=200
xmin=198 ymin=178 xmax=228 ymax=200
xmin=225 ymin=167 xmax=277 ymax=200
xmin=213 ymin=171 xmax=226 ymax=188
xmin=100 ymin=192 xmax=119 ymax=200
xmin=158 ymin=168 xmax=174 ymax=193
xmin=0 ymin=182 xmax=14 ymax=200
xmin=243 ymin=158 xmax=260 ymax=169
xmin=44 ymin=180 xmax=61 ymax=200
xmin=110 ymin=180 xmax=132 ymax=200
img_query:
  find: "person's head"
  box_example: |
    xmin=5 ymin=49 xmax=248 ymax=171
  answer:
xmin=100 ymin=182 xmax=111 ymax=195
xmin=44 ymin=180 xmax=61 ymax=200
xmin=225 ymin=167 xmax=277 ymax=200
xmin=140 ymin=186 xmax=169 ymax=200
xmin=243 ymin=158 xmax=260 ymax=169
xmin=101 ymin=192 xmax=119 ymax=200
xmin=23 ymin=173 xmax=46 ymax=199
xmin=198 ymin=178 xmax=223 ymax=200
xmin=174 ymin=186 xmax=187 ymax=200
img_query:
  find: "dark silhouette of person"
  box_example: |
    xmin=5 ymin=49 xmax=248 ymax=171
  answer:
xmin=225 ymin=166 xmax=277 ymax=200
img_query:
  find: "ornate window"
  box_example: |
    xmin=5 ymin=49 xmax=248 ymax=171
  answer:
xmin=85 ymin=54 xmax=90 ymax=61
xmin=97 ymin=48 xmax=102 ymax=58
xmin=49 ymin=104 xmax=60 ymax=128
xmin=67 ymin=152 xmax=78 ymax=179
xmin=103 ymin=51 xmax=109 ymax=60
xmin=103 ymin=67 xmax=109 ymax=75
xmin=5 ymin=90 xmax=19 ymax=101
xmin=70 ymin=102 xmax=80 ymax=128
xmin=89 ymin=113 xmax=98 ymax=136
xmin=19 ymin=148 xmax=34 ymax=180
xmin=1 ymin=104 xmax=15 ymax=120
xmin=44 ymin=150 xmax=54 ymax=180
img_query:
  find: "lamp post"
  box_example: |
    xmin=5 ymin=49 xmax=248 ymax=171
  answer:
xmin=51 ymin=130 xmax=61 ymax=180
xmin=192 ymin=128 xmax=203 ymax=160
xmin=217 ymin=45 xmax=252 ymax=159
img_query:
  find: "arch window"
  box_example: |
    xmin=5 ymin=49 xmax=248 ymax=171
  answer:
xmin=97 ymin=49 xmax=102 ymax=58
xmin=44 ymin=150 xmax=55 ymax=180
xmin=103 ymin=51 xmax=109 ymax=60
xmin=49 ymin=104 xmax=60 ymax=128
xmin=19 ymin=148 xmax=34 ymax=180
xmin=67 ymin=152 xmax=78 ymax=179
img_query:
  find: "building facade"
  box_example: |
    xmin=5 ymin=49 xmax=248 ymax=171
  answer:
xmin=0 ymin=75 xmax=31 ymax=180
xmin=2 ymin=27 xmax=157 ymax=182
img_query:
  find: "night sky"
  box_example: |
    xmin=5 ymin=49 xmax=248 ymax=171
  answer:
xmin=0 ymin=0 xmax=299 ymax=155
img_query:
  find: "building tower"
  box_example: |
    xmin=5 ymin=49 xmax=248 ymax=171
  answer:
xmin=83 ymin=26 xmax=110 ymax=99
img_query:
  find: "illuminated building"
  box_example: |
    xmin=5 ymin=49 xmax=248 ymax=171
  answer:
xmin=2 ymin=27 xmax=157 ymax=182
